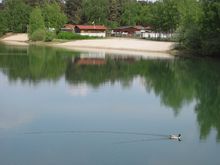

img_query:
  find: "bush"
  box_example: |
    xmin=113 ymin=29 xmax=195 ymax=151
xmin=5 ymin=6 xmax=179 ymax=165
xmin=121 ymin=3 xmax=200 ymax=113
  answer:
xmin=0 ymin=11 xmax=7 ymax=37
xmin=201 ymin=38 xmax=220 ymax=57
xmin=30 ymin=29 xmax=46 ymax=41
xmin=45 ymin=31 xmax=56 ymax=42
xmin=28 ymin=7 xmax=45 ymax=37
xmin=57 ymin=32 xmax=97 ymax=40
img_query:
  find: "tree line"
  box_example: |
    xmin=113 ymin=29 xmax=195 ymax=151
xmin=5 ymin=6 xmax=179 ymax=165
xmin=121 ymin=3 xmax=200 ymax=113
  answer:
xmin=0 ymin=0 xmax=179 ymax=32
xmin=0 ymin=0 xmax=219 ymax=56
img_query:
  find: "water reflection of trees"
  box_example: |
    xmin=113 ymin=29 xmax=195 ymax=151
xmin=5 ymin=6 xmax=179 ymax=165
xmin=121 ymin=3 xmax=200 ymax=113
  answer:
xmin=66 ymin=58 xmax=220 ymax=140
xmin=0 ymin=44 xmax=220 ymax=140
xmin=0 ymin=45 xmax=72 ymax=83
xmin=151 ymin=59 xmax=220 ymax=140
xmin=191 ymin=60 xmax=220 ymax=140
xmin=65 ymin=58 xmax=142 ymax=88
xmin=66 ymin=59 xmax=196 ymax=114
xmin=146 ymin=59 xmax=220 ymax=140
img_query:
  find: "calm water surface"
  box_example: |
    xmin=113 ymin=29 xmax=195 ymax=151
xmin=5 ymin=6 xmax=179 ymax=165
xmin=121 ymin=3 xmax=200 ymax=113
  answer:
xmin=0 ymin=44 xmax=220 ymax=165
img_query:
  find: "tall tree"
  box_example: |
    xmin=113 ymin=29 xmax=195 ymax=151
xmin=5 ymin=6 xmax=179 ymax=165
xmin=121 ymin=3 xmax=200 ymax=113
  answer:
xmin=121 ymin=0 xmax=140 ymax=26
xmin=176 ymin=0 xmax=204 ymax=51
xmin=137 ymin=3 xmax=152 ymax=26
xmin=108 ymin=0 xmax=120 ymax=26
xmin=65 ymin=0 xmax=82 ymax=24
xmin=28 ymin=7 xmax=45 ymax=35
xmin=4 ymin=0 xmax=31 ymax=32
xmin=42 ymin=2 xmax=67 ymax=33
xmin=176 ymin=0 xmax=220 ymax=56
xmin=0 ymin=10 xmax=7 ymax=36
xmin=82 ymin=0 xmax=109 ymax=25
xmin=162 ymin=0 xmax=179 ymax=33
xmin=199 ymin=0 xmax=220 ymax=56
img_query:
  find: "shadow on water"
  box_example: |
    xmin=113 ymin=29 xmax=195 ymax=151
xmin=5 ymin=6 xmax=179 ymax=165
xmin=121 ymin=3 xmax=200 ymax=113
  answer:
xmin=24 ymin=130 xmax=169 ymax=137
xmin=114 ymin=137 xmax=173 ymax=144
xmin=24 ymin=130 xmax=175 ymax=144
xmin=0 ymin=44 xmax=220 ymax=141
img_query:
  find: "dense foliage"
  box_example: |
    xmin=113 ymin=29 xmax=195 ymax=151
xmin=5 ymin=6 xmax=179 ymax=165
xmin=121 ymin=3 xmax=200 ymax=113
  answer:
xmin=28 ymin=7 xmax=45 ymax=41
xmin=30 ymin=29 xmax=46 ymax=41
xmin=3 ymin=0 xmax=31 ymax=33
xmin=177 ymin=0 xmax=220 ymax=56
xmin=82 ymin=0 xmax=113 ymax=26
xmin=65 ymin=0 xmax=82 ymax=24
xmin=0 ymin=0 xmax=66 ymax=41
xmin=42 ymin=2 xmax=67 ymax=33
xmin=0 ymin=10 xmax=7 ymax=36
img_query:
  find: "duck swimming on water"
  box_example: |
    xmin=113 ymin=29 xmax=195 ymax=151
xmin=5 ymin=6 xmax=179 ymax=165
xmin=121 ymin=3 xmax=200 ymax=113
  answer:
xmin=169 ymin=134 xmax=181 ymax=141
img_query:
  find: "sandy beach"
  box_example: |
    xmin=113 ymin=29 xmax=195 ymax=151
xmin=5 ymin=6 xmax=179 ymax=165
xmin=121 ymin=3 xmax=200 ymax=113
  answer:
xmin=0 ymin=33 xmax=29 ymax=46
xmin=1 ymin=33 xmax=174 ymax=58
xmin=55 ymin=38 xmax=174 ymax=58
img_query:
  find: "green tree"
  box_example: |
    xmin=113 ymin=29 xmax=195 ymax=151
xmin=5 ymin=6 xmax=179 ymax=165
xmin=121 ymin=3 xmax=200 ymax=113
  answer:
xmin=28 ymin=7 xmax=45 ymax=40
xmin=176 ymin=0 xmax=220 ymax=56
xmin=148 ymin=1 xmax=163 ymax=32
xmin=108 ymin=0 xmax=120 ymax=26
xmin=0 ymin=45 xmax=70 ymax=83
xmin=162 ymin=0 xmax=179 ymax=33
xmin=42 ymin=2 xmax=67 ymax=33
xmin=121 ymin=0 xmax=140 ymax=26
xmin=82 ymin=0 xmax=109 ymax=25
xmin=4 ymin=0 xmax=31 ymax=32
xmin=0 ymin=11 xmax=7 ymax=36
xmin=199 ymin=0 xmax=220 ymax=56
xmin=176 ymin=0 xmax=203 ymax=50
xmin=137 ymin=3 xmax=152 ymax=26
xmin=65 ymin=0 xmax=82 ymax=24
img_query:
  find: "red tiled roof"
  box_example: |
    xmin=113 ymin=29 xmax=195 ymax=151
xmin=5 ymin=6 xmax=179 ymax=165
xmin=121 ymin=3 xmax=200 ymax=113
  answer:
xmin=76 ymin=58 xmax=106 ymax=65
xmin=64 ymin=24 xmax=75 ymax=29
xmin=75 ymin=25 xmax=107 ymax=30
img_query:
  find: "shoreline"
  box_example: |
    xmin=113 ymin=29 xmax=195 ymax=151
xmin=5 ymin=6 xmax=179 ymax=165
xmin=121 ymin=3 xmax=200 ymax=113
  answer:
xmin=0 ymin=33 xmax=29 ymax=46
xmin=54 ymin=45 xmax=174 ymax=59
xmin=0 ymin=33 xmax=175 ymax=59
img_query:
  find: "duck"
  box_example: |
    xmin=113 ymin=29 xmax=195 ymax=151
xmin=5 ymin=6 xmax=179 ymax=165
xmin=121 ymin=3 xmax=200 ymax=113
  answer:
xmin=169 ymin=134 xmax=181 ymax=141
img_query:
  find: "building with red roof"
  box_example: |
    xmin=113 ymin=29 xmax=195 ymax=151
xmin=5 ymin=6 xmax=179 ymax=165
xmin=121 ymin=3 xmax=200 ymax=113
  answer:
xmin=61 ymin=24 xmax=76 ymax=32
xmin=61 ymin=24 xmax=107 ymax=37
xmin=74 ymin=25 xmax=107 ymax=38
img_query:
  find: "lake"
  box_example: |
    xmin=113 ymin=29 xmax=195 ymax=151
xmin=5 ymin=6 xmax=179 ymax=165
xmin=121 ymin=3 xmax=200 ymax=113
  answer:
xmin=0 ymin=44 xmax=220 ymax=165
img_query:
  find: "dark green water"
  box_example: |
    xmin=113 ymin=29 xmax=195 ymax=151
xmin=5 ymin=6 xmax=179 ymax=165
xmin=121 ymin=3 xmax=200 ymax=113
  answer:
xmin=0 ymin=44 xmax=220 ymax=165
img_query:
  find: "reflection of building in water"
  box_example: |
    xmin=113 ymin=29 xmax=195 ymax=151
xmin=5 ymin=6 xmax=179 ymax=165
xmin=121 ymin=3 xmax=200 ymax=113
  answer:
xmin=74 ymin=52 xmax=106 ymax=65
xmin=80 ymin=52 xmax=106 ymax=59
xmin=75 ymin=58 xmax=106 ymax=65
xmin=72 ymin=51 xmax=141 ymax=65
xmin=108 ymin=55 xmax=138 ymax=64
